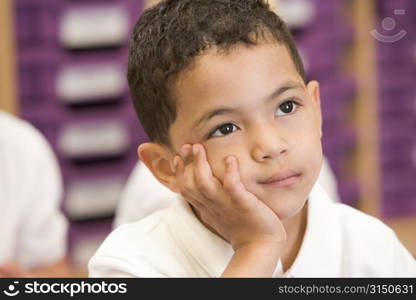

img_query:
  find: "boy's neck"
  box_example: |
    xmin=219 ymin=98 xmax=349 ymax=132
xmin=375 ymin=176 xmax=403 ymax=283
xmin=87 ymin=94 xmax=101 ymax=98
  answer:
xmin=280 ymin=201 xmax=308 ymax=273
xmin=189 ymin=200 xmax=309 ymax=274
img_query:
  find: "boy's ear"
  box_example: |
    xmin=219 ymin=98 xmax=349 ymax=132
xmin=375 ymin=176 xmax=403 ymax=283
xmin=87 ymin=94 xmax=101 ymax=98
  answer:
xmin=137 ymin=142 xmax=179 ymax=193
xmin=306 ymin=80 xmax=322 ymax=138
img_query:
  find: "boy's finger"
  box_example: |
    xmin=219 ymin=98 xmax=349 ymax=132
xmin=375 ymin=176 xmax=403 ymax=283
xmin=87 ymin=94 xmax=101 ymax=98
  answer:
xmin=176 ymin=155 xmax=196 ymax=191
xmin=174 ymin=155 xmax=189 ymax=195
xmin=176 ymin=154 xmax=207 ymax=206
xmin=223 ymin=156 xmax=251 ymax=205
xmin=180 ymin=189 xmax=206 ymax=212
xmin=180 ymin=144 xmax=193 ymax=164
xmin=192 ymin=144 xmax=220 ymax=200
xmin=174 ymin=155 xmax=184 ymax=179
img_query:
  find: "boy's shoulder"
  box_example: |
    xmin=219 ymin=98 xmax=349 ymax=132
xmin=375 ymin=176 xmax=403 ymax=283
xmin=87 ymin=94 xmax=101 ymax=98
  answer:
xmin=88 ymin=200 xmax=194 ymax=277
xmin=329 ymin=201 xmax=415 ymax=274
xmin=103 ymin=209 xmax=169 ymax=250
xmin=312 ymin=184 xmax=395 ymax=240
xmin=333 ymin=202 xmax=394 ymax=234
xmin=304 ymin=186 xmax=415 ymax=276
xmin=322 ymin=198 xmax=397 ymax=254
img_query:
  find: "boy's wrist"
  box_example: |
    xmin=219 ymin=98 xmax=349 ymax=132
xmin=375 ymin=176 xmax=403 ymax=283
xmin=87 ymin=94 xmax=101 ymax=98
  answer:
xmin=221 ymin=242 xmax=282 ymax=277
xmin=234 ymin=241 xmax=283 ymax=258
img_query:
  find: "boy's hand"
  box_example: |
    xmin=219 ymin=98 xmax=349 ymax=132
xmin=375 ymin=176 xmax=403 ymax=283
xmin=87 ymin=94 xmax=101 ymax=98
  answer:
xmin=174 ymin=143 xmax=287 ymax=252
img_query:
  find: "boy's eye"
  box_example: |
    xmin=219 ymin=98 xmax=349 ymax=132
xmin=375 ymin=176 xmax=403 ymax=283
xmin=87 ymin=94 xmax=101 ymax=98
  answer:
xmin=275 ymin=100 xmax=298 ymax=116
xmin=209 ymin=123 xmax=238 ymax=138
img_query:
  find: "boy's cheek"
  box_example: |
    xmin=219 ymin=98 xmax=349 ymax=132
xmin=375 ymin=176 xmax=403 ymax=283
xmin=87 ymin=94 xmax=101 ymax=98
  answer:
xmin=206 ymin=156 xmax=227 ymax=182
xmin=204 ymin=142 xmax=251 ymax=184
xmin=204 ymin=146 xmax=231 ymax=181
xmin=206 ymin=152 xmax=250 ymax=186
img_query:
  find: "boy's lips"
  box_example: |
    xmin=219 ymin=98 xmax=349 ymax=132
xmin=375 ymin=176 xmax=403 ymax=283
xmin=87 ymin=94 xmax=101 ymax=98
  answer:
xmin=258 ymin=169 xmax=302 ymax=187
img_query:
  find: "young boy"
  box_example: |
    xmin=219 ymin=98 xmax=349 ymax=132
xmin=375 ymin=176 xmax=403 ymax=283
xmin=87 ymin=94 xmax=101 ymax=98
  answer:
xmin=89 ymin=0 xmax=416 ymax=277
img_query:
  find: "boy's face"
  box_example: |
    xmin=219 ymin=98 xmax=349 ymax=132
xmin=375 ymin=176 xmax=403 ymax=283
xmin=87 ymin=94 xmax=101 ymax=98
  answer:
xmin=168 ymin=42 xmax=323 ymax=221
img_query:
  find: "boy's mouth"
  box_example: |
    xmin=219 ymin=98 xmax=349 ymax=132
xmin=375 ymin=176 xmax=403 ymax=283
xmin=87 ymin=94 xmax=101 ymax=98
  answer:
xmin=258 ymin=169 xmax=302 ymax=188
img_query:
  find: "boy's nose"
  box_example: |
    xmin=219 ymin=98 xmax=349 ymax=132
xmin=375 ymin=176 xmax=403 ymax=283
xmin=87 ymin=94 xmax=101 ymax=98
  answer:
xmin=249 ymin=124 xmax=288 ymax=162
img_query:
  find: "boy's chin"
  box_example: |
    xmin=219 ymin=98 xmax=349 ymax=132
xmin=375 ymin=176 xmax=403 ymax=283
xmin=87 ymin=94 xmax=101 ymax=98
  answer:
xmin=265 ymin=196 xmax=308 ymax=222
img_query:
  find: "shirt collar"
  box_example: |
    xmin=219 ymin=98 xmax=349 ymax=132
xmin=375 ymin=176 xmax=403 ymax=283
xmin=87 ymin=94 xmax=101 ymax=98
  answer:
xmin=167 ymin=183 xmax=342 ymax=277
xmin=286 ymin=183 xmax=342 ymax=277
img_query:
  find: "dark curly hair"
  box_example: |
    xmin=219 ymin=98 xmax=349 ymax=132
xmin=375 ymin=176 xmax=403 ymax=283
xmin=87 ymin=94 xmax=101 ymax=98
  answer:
xmin=127 ymin=0 xmax=306 ymax=147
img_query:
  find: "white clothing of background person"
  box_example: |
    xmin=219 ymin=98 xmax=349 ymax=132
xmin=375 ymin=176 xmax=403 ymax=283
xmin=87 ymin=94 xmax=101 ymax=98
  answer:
xmin=0 ymin=111 xmax=69 ymax=276
xmin=113 ymin=156 xmax=341 ymax=228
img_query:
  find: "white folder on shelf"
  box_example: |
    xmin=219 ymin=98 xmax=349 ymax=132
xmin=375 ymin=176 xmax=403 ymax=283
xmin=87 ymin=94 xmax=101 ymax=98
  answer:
xmin=56 ymin=64 xmax=125 ymax=103
xmin=57 ymin=121 xmax=129 ymax=158
xmin=60 ymin=6 xmax=129 ymax=49
xmin=65 ymin=177 xmax=125 ymax=220
xmin=272 ymin=0 xmax=315 ymax=29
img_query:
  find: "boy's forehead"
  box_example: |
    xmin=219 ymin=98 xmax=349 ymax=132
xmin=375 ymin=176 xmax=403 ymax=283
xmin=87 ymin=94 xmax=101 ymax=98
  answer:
xmin=173 ymin=42 xmax=303 ymax=112
xmin=180 ymin=42 xmax=296 ymax=78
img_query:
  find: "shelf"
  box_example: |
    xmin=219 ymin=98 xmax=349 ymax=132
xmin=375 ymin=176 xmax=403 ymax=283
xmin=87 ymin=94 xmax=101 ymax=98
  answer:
xmin=0 ymin=0 xmax=18 ymax=115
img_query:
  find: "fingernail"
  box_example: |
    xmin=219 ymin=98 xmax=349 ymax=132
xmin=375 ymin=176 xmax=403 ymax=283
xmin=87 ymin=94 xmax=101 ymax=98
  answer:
xmin=180 ymin=146 xmax=186 ymax=157
xmin=193 ymin=144 xmax=199 ymax=155
xmin=173 ymin=156 xmax=179 ymax=169
xmin=226 ymin=156 xmax=233 ymax=165
xmin=181 ymin=144 xmax=189 ymax=157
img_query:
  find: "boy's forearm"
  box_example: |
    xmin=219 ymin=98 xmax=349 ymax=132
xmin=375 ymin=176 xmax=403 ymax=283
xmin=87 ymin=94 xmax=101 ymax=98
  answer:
xmin=220 ymin=243 xmax=281 ymax=278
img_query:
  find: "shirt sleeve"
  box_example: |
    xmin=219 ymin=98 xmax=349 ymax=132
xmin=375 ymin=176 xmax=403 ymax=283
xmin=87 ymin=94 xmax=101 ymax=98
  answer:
xmin=89 ymin=256 xmax=139 ymax=277
xmin=15 ymin=125 xmax=68 ymax=270
xmin=89 ymin=255 xmax=168 ymax=278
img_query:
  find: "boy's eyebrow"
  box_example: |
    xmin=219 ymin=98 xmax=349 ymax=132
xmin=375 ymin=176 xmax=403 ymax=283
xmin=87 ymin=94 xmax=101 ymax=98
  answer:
xmin=192 ymin=81 xmax=304 ymax=129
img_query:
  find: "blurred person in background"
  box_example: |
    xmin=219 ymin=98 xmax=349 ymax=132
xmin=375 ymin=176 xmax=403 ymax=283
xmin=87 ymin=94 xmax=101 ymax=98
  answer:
xmin=0 ymin=110 xmax=72 ymax=277
xmin=113 ymin=157 xmax=341 ymax=228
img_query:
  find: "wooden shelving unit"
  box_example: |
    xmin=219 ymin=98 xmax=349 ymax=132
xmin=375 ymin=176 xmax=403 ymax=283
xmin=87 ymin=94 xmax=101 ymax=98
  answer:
xmin=351 ymin=0 xmax=381 ymax=218
xmin=0 ymin=0 xmax=18 ymax=115
xmin=350 ymin=0 xmax=416 ymax=256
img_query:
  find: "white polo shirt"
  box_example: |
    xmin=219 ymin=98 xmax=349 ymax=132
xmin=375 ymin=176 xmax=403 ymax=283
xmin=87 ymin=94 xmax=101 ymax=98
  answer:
xmin=89 ymin=183 xmax=416 ymax=277
xmin=0 ymin=111 xmax=68 ymax=270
